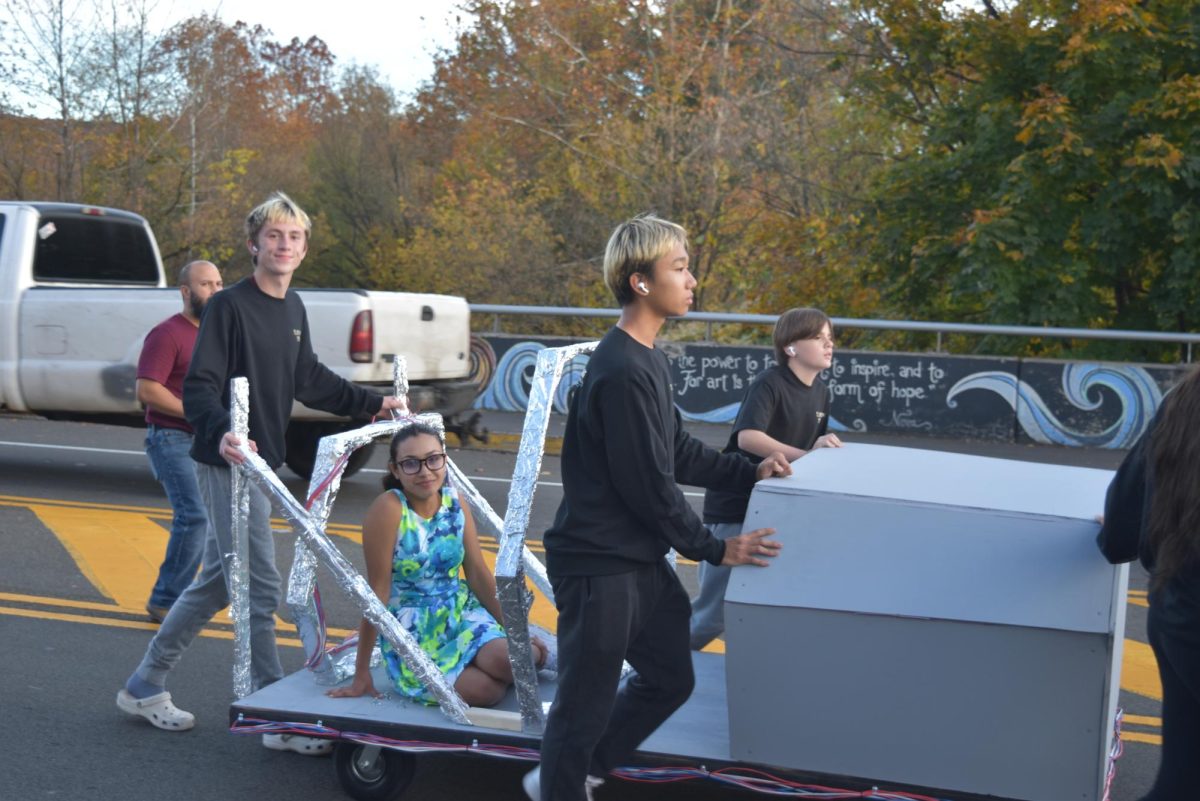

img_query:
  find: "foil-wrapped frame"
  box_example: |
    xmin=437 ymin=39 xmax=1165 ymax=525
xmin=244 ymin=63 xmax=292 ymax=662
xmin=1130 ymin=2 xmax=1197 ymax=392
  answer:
xmin=229 ymin=345 xmax=599 ymax=731
xmin=493 ymin=342 xmax=597 ymax=733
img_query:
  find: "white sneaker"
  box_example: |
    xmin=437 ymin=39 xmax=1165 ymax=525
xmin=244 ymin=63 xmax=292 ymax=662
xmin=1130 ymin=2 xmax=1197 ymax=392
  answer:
xmin=522 ymin=766 xmax=604 ymax=800
xmin=584 ymin=774 xmax=604 ymax=801
xmin=522 ymin=766 xmax=540 ymax=800
xmin=262 ymin=733 xmax=333 ymax=756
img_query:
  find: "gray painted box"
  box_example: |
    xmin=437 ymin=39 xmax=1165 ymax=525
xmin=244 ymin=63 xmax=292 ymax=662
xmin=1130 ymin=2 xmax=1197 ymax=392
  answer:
xmin=724 ymin=444 xmax=1127 ymax=801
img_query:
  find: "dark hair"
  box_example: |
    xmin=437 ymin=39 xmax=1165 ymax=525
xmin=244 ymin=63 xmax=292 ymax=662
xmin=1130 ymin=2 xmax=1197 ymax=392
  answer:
xmin=1145 ymin=365 xmax=1200 ymax=590
xmin=382 ymin=423 xmax=445 ymax=492
xmin=773 ymin=307 xmax=832 ymax=365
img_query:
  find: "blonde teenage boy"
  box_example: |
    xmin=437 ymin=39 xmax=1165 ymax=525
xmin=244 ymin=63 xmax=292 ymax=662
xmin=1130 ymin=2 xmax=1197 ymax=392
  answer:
xmin=118 ymin=193 xmax=404 ymax=754
xmin=523 ymin=215 xmax=791 ymax=801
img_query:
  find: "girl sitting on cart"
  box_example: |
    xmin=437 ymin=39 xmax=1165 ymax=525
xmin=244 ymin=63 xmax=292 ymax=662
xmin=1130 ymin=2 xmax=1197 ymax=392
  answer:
xmin=328 ymin=423 xmax=547 ymax=706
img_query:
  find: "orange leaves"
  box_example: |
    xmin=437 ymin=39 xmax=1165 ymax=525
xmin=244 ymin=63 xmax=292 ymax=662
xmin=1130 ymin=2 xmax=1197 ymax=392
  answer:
xmin=1124 ymin=134 xmax=1184 ymax=180
xmin=1014 ymin=86 xmax=1090 ymax=162
xmin=1060 ymin=0 xmax=1154 ymax=68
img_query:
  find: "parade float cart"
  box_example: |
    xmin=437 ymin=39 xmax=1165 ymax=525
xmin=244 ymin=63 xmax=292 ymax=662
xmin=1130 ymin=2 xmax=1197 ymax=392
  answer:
xmin=225 ymin=349 xmax=1126 ymax=801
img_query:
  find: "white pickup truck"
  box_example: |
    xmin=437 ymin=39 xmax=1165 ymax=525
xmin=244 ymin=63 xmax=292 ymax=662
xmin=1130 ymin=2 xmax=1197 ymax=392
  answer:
xmin=0 ymin=201 xmax=483 ymax=477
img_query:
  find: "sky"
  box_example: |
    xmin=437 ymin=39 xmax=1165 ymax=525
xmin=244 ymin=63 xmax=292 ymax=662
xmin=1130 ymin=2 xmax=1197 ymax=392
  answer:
xmin=0 ymin=0 xmax=467 ymax=110
xmin=168 ymin=0 xmax=466 ymax=98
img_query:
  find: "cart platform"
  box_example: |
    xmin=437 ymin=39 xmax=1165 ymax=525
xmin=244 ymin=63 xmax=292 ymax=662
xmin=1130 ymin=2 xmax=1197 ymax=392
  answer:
xmin=230 ymin=651 xmax=730 ymax=762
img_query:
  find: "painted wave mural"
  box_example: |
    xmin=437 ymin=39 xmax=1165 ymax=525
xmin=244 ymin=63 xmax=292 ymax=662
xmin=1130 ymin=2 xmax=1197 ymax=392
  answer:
xmin=946 ymin=364 xmax=1162 ymax=449
xmin=475 ymin=338 xmax=1171 ymax=449
xmin=475 ymin=341 xmax=591 ymax=414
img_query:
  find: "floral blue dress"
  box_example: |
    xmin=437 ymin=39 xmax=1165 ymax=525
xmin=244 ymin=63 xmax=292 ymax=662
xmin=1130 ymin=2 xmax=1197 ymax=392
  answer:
xmin=380 ymin=485 xmax=505 ymax=703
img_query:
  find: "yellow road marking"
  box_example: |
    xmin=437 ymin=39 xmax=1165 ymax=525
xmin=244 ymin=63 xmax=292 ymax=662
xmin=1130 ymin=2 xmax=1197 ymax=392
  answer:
xmin=477 ymin=549 xmax=557 ymax=632
xmin=1123 ymin=713 xmax=1162 ymax=726
xmin=0 ymin=604 xmax=307 ymax=648
xmin=1 ymin=494 xmax=1166 ymax=707
xmin=1122 ymin=639 xmax=1162 ymax=700
xmin=0 ymin=590 xmax=134 ymax=613
xmin=0 ymin=591 xmax=357 ymax=641
xmin=28 ymin=504 xmax=170 ymax=610
xmin=12 ymin=496 xmax=554 ymax=634
xmin=1122 ymin=731 xmax=1163 ymax=745
xmin=0 ymin=493 xmax=168 ymax=515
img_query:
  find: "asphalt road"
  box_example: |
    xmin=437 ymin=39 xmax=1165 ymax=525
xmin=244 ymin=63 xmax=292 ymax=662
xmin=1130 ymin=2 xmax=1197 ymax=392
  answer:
xmin=0 ymin=412 xmax=1160 ymax=801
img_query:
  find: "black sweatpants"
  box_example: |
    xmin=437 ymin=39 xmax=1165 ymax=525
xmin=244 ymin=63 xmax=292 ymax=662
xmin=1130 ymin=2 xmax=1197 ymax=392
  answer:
xmin=537 ymin=560 xmax=695 ymax=801
xmin=1141 ymin=591 xmax=1200 ymax=800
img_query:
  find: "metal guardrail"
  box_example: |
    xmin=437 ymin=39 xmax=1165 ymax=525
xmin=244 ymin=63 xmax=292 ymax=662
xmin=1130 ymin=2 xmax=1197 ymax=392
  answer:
xmin=470 ymin=304 xmax=1200 ymax=361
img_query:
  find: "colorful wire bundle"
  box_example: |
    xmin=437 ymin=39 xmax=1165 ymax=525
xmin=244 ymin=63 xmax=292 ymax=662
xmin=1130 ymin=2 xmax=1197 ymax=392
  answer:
xmin=231 ymin=718 xmax=983 ymax=800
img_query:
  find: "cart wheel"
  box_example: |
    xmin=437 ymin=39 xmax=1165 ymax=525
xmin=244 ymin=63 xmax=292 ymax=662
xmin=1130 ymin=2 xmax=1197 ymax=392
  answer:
xmin=334 ymin=742 xmax=415 ymax=801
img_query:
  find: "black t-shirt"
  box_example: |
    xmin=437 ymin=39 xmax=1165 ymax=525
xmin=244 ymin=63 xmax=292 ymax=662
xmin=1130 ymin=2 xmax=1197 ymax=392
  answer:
xmin=702 ymin=365 xmax=830 ymax=523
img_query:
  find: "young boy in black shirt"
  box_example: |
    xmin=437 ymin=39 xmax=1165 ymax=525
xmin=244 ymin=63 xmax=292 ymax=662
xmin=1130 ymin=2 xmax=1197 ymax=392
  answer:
xmin=118 ymin=192 xmax=404 ymax=753
xmin=523 ymin=215 xmax=791 ymax=801
xmin=691 ymin=307 xmax=842 ymax=649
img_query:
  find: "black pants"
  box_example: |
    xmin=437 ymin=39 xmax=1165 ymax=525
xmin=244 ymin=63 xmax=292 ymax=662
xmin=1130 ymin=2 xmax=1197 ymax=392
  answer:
xmin=537 ymin=560 xmax=695 ymax=801
xmin=1142 ymin=589 xmax=1200 ymax=801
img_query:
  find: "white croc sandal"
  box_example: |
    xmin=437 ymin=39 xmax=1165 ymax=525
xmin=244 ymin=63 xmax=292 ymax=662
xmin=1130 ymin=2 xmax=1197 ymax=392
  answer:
xmin=116 ymin=689 xmax=195 ymax=731
xmin=262 ymin=733 xmax=333 ymax=756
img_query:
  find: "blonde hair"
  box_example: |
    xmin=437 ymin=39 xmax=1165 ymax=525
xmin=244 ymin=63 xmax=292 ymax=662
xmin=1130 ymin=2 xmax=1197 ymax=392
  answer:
xmin=602 ymin=214 xmax=687 ymax=306
xmin=774 ymin=307 xmax=832 ymax=365
xmin=245 ymin=191 xmax=312 ymax=244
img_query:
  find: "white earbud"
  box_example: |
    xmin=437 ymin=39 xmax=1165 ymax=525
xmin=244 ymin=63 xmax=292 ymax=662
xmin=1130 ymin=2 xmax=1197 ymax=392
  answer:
xmin=637 ymin=281 xmax=649 ymax=294
xmin=251 ymin=246 xmax=259 ymax=254
xmin=786 ymin=346 xmax=796 ymax=356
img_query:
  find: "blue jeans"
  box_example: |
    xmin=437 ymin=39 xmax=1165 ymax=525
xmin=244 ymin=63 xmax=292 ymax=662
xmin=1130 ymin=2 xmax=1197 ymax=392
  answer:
xmin=134 ymin=461 xmax=283 ymax=692
xmin=688 ymin=522 xmax=741 ymax=650
xmin=145 ymin=425 xmax=207 ymax=609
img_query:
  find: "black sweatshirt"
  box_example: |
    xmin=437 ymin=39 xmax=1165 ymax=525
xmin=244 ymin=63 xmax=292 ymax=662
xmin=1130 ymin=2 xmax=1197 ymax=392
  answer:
xmin=544 ymin=327 xmax=758 ymax=577
xmin=183 ymin=276 xmax=383 ymax=468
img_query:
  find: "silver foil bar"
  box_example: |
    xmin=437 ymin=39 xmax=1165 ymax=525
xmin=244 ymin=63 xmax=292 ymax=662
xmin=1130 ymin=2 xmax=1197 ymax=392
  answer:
xmin=234 ymin=440 xmax=472 ymax=724
xmin=443 ymin=459 xmax=554 ymax=604
xmin=393 ymin=357 xmax=410 ymax=416
xmin=229 ymin=378 xmax=252 ymax=699
xmin=288 ymin=413 xmax=441 ymax=678
xmin=495 ymin=341 xmax=598 ymax=733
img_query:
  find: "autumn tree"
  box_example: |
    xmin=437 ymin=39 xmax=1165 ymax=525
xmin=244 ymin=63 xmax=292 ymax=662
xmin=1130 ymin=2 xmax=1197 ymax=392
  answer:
xmin=843 ymin=0 xmax=1200 ymax=352
xmin=396 ymin=0 xmax=869 ymax=314
xmin=80 ymin=0 xmax=181 ymax=217
xmin=302 ymin=68 xmax=414 ymax=288
xmin=1 ymin=0 xmax=95 ymax=197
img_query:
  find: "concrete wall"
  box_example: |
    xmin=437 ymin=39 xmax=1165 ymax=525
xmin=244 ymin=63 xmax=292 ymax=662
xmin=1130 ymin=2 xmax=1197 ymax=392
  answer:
xmin=473 ymin=334 xmax=1186 ymax=449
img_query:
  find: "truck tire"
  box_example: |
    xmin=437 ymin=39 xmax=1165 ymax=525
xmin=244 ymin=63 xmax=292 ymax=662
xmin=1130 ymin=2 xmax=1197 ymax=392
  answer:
xmin=284 ymin=421 xmax=376 ymax=481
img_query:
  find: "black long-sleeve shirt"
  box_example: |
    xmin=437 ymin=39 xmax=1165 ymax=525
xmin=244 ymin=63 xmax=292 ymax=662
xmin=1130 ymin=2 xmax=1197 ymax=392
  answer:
xmin=183 ymin=276 xmax=383 ymax=468
xmin=544 ymin=326 xmax=757 ymax=577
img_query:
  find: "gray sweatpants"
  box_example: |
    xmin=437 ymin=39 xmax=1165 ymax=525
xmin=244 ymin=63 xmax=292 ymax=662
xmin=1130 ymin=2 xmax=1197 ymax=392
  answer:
xmin=134 ymin=461 xmax=283 ymax=692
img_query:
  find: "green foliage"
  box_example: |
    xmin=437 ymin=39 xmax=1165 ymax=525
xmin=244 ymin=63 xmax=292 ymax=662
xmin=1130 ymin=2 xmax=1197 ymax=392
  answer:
xmin=3 ymin=0 xmax=1197 ymax=360
xmin=847 ymin=0 xmax=1200 ymax=356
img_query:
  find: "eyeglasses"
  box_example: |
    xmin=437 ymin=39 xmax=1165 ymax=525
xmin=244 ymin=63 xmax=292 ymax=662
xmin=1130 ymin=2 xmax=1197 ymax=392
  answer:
xmin=394 ymin=452 xmax=447 ymax=475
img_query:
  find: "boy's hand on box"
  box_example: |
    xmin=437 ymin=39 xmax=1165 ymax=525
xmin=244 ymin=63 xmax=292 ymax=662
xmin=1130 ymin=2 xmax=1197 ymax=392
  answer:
xmin=722 ymin=527 xmax=782 ymax=567
xmin=755 ymin=452 xmax=792 ymax=480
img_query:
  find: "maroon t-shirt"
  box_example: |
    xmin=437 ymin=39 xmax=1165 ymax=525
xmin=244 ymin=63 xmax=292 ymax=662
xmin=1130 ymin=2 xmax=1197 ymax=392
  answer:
xmin=137 ymin=313 xmax=199 ymax=431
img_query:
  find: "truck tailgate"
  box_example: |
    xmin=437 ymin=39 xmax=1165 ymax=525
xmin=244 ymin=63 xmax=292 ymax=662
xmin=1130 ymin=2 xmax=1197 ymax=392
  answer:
xmin=368 ymin=291 xmax=470 ymax=382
